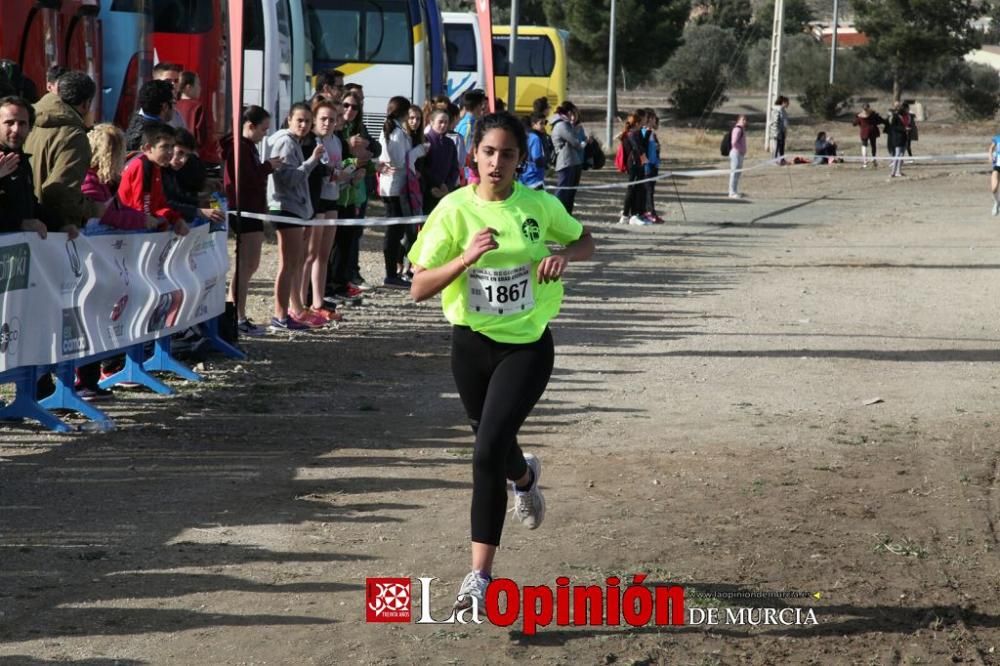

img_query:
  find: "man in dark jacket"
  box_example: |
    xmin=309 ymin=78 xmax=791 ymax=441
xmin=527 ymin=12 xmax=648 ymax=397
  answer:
xmin=23 ymin=71 xmax=102 ymax=234
xmin=0 ymin=96 xmax=62 ymax=236
xmin=125 ymin=80 xmax=177 ymax=152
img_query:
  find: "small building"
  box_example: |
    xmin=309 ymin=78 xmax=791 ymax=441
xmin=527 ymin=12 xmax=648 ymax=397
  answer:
xmin=808 ymin=22 xmax=869 ymax=48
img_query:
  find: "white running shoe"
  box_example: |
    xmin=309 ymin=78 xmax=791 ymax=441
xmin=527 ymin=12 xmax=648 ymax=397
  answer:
xmin=454 ymin=570 xmax=492 ymax=611
xmin=992 ymin=201 xmax=999 ymax=217
xmin=628 ymin=215 xmax=651 ymax=226
xmin=511 ymin=453 xmax=545 ymax=529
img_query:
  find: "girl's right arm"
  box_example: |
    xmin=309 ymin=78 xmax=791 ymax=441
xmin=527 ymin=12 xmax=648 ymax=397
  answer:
xmin=410 ymin=227 xmax=498 ymax=302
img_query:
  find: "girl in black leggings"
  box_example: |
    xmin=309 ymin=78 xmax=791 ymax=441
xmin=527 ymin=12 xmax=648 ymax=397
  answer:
xmin=409 ymin=112 xmax=595 ymax=611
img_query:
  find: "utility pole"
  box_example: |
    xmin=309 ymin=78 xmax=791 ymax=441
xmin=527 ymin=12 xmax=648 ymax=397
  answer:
xmin=605 ymin=0 xmax=617 ymax=148
xmin=829 ymin=0 xmax=839 ymax=84
xmin=764 ymin=0 xmax=785 ymax=151
xmin=508 ymin=0 xmax=519 ymax=111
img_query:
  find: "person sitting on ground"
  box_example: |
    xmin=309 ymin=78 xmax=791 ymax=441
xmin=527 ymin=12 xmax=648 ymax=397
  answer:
xmin=117 ymin=122 xmax=189 ymax=236
xmin=813 ymin=132 xmax=839 ymax=165
xmin=125 ymin=80 xmax=177 ymax=152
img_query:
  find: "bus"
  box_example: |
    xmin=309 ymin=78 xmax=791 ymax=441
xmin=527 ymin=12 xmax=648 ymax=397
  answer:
xmin=0 ymin=0 xmax=60 ymax=101
xmin=442 ymin=12 xmax=484 ymax=103
xmin=152 ymin=0 xmax=227 ymax=157
xmin=305 ymin=0 xmax=445 ymax=133
xmin=242 ymin=0 xmax=314 ymax=130
xmin=491 ymin=26 xmax=566 ymax=114
xmin=62 ymin=0 xmax=102 ymax=118
xmin=98 ymin=0 xmax=153 ymax=126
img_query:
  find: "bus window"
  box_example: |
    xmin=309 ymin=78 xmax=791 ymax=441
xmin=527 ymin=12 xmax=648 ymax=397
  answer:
xmin=308 ymin=0 xmax=412 ymax=65
xmin=243 ymin=0 xmax=265 ymax=51
xmin=492 ymin=35 xmax=554 ymax=77
xmin=151 ymin=0 xmax=213 ymax=33
xmin=445 ymin=23 xmax=476 ymax=72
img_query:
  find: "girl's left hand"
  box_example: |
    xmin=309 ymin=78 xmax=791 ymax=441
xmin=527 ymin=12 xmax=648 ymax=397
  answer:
xmin=536 ymin=254 xmax=568 ymax=283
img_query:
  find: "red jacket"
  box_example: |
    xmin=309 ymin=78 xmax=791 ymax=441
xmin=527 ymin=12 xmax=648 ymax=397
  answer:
xmin=222 ymin=133 xmax=273 ymax=213
xmin=175 ymin=98 xmax=221 ymax=164
xmin=117 ymin=155 xmax=183 ymax=227
xmin=82 ymin=168 xmax=148 ymax=230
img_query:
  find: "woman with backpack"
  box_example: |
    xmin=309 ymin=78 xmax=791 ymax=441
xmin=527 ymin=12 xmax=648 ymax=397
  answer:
xmin=617 ymin=109 xmax=651 ymax=225
xmin=550 ymin=101 xmax=588 ymax=214
xmin=727 ymin=115 xmax=748 ymax=199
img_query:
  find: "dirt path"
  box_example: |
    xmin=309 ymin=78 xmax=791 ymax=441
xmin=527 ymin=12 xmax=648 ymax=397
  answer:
xmin=2 ymin=128 xmax=999 ymax=665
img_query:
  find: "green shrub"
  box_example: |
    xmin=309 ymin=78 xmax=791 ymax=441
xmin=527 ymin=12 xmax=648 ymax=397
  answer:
xmin=950 ymin=63 xmax=1000 ymax=120
xmin=659 ymin=24 xmax=740 ymax=117
xmin=799 ymin=82 xmax=854 ymax=119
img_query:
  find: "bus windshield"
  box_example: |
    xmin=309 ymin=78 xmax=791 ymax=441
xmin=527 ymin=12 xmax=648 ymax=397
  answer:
xmin=492 ymin=35 xmax=555 ymax=77
xmin=444 ymin=24 xmax=476 ymax=73
xmin=307 ymin=0 xmax=412 ymax=65
xmin=111 ymin=0 xmax=152 ymax=12
xmin=152 ymin=0 xmax=213 ymax=33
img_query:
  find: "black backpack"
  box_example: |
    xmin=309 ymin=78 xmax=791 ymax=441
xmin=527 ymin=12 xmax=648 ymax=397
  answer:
xmin=720 ymin=129 xmax=732 ymax=157
xmin=584 ymin=139 xmax=606 ymax=170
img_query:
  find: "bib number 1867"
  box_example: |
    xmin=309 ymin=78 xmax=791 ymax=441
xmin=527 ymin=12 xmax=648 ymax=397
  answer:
xmin=467 ymin=263 xmax=535 ymax=316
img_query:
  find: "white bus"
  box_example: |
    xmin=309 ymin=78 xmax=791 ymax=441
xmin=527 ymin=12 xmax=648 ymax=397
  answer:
xmin=442 ymin=12 xmax=484 ymax=103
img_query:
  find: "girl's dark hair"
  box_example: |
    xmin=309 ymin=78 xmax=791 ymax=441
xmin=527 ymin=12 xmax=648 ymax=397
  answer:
xmin=174 ymin=128 xmax=197 ymax=150
xmin=383 ymin=95 xmax=411 ymax=140
xmin=472 ymin=111 xmax=528 ymax=163
xmin=242 ymin=104 xmax=270 ymax=126
xmin=555 ymin=101 xmax=579 ymax=120
xmin=620 ymin=109 xmax=646 ymax=139
xmin=179 ymin=71 xmax=198 ymax=91
xmin=816 ymin=131 xmax=826 ymax=141
xmin=287 ymin=101 xmax=312 ymax=119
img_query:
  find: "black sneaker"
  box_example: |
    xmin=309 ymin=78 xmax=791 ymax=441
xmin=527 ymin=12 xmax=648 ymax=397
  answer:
xmin=76 ymin=385 xmax=114 ymax=402
xmin=383 ymin=275 xmax=411 ymax=290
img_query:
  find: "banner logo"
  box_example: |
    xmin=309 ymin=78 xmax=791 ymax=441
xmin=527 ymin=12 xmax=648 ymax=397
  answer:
xmin=61 ymin=307 xmax=90 ymax=354
xmin=366 ymin=578 xmax=412 ymax=623
xmin=65 ymin=239 xmax=82 ymax=278
xmin=0 ymin=243 xmax=31 ymax=294
xmin=0 ymin=318 xmax=20 ymax=355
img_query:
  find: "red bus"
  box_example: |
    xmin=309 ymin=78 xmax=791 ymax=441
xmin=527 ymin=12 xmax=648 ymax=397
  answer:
xmin=0 ymin=0 xmax=61 ymax=100
xmin=62 ymin=0 xmax=103 ymax=118
xmin=152 ymin=0 xmax=226 ymax=161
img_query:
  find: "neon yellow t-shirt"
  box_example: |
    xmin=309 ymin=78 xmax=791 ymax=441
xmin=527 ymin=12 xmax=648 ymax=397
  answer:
xmin=408 ymin=182 xmax=584 ymax=344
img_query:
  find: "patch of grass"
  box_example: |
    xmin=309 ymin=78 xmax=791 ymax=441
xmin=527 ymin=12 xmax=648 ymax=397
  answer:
xmin=873 ymin=533 xmax=928 ymax=559
xmin=750 ymin=478 xmax=765 ymax=494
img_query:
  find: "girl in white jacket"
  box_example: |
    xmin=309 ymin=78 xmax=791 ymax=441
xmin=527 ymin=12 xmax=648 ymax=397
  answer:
xmin=378 ymin=96 xmax=417 ymax=289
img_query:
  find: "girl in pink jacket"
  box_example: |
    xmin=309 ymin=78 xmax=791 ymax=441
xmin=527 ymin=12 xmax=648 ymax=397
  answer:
xmin=83 ymin=123 xmax=159 ymax=231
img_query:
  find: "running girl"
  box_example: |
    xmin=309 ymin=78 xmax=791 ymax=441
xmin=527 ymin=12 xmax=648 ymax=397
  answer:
xmin=989 ymin=130 xmax=1000 ymax=216
xmin=408 ymin=112 xmax=595 ymax=611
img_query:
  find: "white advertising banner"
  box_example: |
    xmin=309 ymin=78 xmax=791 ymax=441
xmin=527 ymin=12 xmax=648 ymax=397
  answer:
xmin=0 ymin=226 xmax=228 ymax=373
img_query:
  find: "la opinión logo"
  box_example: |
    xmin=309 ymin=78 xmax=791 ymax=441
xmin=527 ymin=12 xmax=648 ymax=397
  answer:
xmin=365 ymin=574 xmax=685 ymax=635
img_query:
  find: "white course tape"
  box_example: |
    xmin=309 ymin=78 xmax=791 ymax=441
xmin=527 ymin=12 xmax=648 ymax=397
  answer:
xmin=544 ymin=152 xmax=990 ymax=191
xmin=234 ymin=211 xmax=427 ymax=227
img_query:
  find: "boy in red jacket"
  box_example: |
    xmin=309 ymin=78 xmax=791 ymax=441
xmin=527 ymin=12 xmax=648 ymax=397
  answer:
xmin=117 ymin=122 xmax=189 ymax=236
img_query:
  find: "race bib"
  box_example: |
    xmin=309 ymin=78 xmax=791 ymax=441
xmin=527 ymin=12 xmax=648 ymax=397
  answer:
xmin=467 ymin=263 xmax=535 ymax=316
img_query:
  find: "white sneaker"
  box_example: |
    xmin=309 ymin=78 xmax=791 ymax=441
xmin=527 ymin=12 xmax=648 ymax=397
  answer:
xmin=628 ymin=215 xmax=651 ymax=226
xmin=728 ymin=192 xmax=744 ymax=199
xmin=511 ymin=453 xmax=545 ymax=529
xmin=992 ymin=201 xmax=999 ymax=217
xmin=617 ymin=215 xmax=628 ymax=225
xmin=454 ymin=570 xmax=491 ymax=611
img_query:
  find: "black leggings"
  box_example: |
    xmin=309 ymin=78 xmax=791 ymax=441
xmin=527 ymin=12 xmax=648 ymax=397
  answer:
xmin=622 ymin=164 xmax=645 ymax=216
xmin=382 ymin=196 xmax=417 ymax=277
xmin=451 ymin=325 xmax=554 ymax=546
xmin=863 ymin=135 xmax=878 ymax=156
